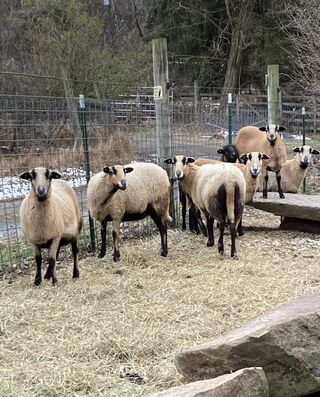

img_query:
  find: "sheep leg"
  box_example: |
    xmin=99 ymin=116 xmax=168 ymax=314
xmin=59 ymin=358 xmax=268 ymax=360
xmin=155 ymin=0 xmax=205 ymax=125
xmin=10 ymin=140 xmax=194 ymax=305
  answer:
xmin=46 ymin=239 xmax=60 ymax=285
xmin=34 ymin=246 xmax=42 ymax=286
xmin=98 ymin=220 xmax=107 ymax=258
xmin=237 ymin=217 xmax=244 ymax=236
xmin=112 ymin=220 xmax=121 ymax=262
xmin=179 ymin=186 xmax=187 ymax=231
xmin=230 ymin=222 xmax=237 ymax=257
xmin=218 ymin=220 xmax=225 ymax=255
xmin=263 ymin=171 xmax=269 ymax=199
xmin=206 ymin=215 xmax=214 ymax=247
xmin=149 ymin=207 xmax=168 ymax=256
xmin=71 ymin=240 xmax=80 ymax=279
xmin=276 ymin=171 xmax=285 ymax=199
xmin=197 ymin=209 xmax=208 ymax=236
xmin=189 ymin=203 xmax=200 ymax=234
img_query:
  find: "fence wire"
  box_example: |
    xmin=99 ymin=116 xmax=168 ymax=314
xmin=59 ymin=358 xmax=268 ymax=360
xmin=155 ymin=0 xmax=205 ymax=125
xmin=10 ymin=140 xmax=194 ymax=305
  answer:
xmin=0 ymin=88 xmax=319 ymax=271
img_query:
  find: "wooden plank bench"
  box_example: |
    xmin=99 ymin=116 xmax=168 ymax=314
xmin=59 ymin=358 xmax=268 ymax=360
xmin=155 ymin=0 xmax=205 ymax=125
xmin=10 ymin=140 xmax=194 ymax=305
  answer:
xmin=247 ymin=192 xmax=320 ymax=233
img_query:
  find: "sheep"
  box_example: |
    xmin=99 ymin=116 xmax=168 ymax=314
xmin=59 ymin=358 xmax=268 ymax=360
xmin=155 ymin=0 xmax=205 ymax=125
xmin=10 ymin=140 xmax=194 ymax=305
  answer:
xmin=257 ymin=145 xmax=320 ymax=193
xmin=178 ymin=147 xmax=238 ymax=235
xmin=217 ymin=144 xmax=240 ymax=163
xmin=87 ymin=162 xmax=172 ymax=261
xmin=165 ymin=156 xmax=246 ymax=257
xmin=235 ymin=124 xmax=287 ymax=199
xmin=19 ymin=167 xmax=82 ymax=285
xmin=187 ymin=152 xmax=269 ymax=236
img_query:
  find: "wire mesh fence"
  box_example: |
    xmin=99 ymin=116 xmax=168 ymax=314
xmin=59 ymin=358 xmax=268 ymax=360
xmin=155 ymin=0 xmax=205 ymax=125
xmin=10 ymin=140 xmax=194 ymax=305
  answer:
xmin=1 ymin=87 xmax=320 ymax=271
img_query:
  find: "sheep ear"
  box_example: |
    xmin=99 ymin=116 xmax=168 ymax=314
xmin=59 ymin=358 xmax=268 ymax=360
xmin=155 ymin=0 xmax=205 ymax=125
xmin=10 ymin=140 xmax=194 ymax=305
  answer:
xmin=186 ymin=157 xmax=195 ymax=163
xmin=293 ymin=147 xmax=301 ymax=153
xmin=124 ymin=166 xmax=134 ymax=174
xmin=278 ymin=126 xmax=286 ymax=131
xmin=240 ymin=154 xmax=248 ymax=162
xmin=262 ymin=154 xmax=270 ymax=160
xmin=19 ymin=171 xmax=32 ymax=180
xmin=217 ymin=149 xmax=224 ymax=154
xmin=259 ymin=126 xmax=267 ymax=132
xmin=50 ymin=171 xmax=61 ymax=179
xmin=164 ymin=158 xmax=173 ymax=164
xmin=312 ymin=149 xmax=320 ymax=155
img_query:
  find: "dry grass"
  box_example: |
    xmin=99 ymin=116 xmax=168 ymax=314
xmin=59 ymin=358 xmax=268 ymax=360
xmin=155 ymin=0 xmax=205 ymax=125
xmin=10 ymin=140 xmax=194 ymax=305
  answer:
xmin=1 ymin=208 xmax=320 ymax=397
xmin=1 ymin=132 xmax=138 ymax=176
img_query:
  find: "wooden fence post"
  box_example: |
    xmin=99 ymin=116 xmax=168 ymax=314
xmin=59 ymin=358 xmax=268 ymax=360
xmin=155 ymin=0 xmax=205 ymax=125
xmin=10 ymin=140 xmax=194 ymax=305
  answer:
xmin=267 ymin=64 xmax=281 ymax=125
xmin=152 ymin=38 xmax=175 ymax=225
xmin=61 ymin=65 xmax=82 ymax=151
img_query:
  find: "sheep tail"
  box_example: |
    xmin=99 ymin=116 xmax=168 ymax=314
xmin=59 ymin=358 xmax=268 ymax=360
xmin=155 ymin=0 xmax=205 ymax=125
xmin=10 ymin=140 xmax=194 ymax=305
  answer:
xmin=226 ymin=182 xmax=239 ymax=224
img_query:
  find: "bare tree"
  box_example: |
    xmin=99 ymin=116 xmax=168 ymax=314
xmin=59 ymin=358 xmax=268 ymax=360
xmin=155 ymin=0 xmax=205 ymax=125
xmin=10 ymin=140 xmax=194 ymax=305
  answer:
xmin=284 ymin=1 xmax=320 ymax=94
xmin=221 ymin=0 xmax=255 ymax=104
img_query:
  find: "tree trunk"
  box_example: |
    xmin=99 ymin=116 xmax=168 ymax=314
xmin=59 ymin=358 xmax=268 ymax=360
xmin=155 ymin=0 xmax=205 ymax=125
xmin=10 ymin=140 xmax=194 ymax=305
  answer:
xmin=221 ymin=0 xmax=255 ymax=107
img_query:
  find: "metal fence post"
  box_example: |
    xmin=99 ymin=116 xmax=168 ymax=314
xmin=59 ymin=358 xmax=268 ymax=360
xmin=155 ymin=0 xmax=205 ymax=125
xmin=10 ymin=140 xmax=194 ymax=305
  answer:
xmin=228 ymin=93 xmax=233 ymax=144
xmin=302 ymin=106 xmax=306 ymax=193
xmin=79 ymin=94 xmax=96 ymax=252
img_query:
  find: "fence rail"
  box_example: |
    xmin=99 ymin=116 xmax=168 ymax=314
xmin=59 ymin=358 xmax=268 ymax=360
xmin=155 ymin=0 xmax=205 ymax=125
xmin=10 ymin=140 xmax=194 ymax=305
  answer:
xmin=1 ymin=88 xmax=320 ymax=271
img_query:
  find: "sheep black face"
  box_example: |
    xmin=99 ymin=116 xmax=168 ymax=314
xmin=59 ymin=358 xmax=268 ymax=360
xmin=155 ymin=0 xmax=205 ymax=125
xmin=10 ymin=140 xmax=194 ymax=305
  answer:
xmin=19 ymin=167 xmax=61 ymax=202
xmin=103 ymin=165 xmax=134 ymax=191
xmin=164 ymin=156 xmax=195 ymax=180
xmin=259 ymin=125 xmax=285 ymax=144
xmin=293 ymin=146 xmax=320 ymax=169
xmin=217 ymin=144 xmax=239 ymax=163
xmin=240 ymin=152 xmax=270 ymax=178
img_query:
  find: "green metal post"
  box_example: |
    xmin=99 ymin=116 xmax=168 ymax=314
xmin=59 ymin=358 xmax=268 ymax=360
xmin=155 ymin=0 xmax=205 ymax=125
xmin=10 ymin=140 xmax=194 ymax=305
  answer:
xmin=79 ymin=95 xmax=96 ymax=252
xmin=228 ymin=93 xmax=233 ymax=144
xmin=302 ymin=107 xmax=306 ymax=193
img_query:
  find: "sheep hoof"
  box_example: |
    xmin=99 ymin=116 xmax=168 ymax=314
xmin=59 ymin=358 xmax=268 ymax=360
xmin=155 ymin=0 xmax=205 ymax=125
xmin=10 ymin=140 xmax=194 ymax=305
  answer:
xmin=113 ymin=251 xmax=120 ymax=262
xmin=98 ymin=252 xmax=106 ymax=259
xmin=207 ymin=241 xmax=214 ymax=247
xmin=238 ymin=231 xmax=244 ymax=237
xmin=280 ymin=194 xmax=285 ymax=199
xmin=34 ymin=277 xmax=42 ymax=286
xmin=73 ymin=270 xmax=80 ymax=279
xmin=160 ymin=249 xmax=168 ymax=257
xmin=44 ymin=272 xmax=51 ymax=280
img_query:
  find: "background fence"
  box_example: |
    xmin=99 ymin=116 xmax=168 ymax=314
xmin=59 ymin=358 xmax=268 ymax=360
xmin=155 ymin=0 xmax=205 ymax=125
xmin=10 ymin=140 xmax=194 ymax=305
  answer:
xmin=1 ymin=85 xmax=320 ymax=272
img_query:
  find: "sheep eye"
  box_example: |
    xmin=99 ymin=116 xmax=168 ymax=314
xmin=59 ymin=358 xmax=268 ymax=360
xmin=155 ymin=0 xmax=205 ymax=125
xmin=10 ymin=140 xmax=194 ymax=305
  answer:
xmin=31 ymin=169 xmax=37 ymax=180
xmin=45 ymin=169 xmax=50 ymax=179
xmin=112 ymin=167 xmax=117 ymax=175
xmin=182 ymin=157 xmax=186 ymax=165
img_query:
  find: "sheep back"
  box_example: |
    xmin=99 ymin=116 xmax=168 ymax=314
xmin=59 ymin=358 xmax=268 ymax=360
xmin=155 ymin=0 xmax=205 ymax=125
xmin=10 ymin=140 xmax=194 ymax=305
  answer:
xmin=192 ymin=163 xmax=246 ymax=221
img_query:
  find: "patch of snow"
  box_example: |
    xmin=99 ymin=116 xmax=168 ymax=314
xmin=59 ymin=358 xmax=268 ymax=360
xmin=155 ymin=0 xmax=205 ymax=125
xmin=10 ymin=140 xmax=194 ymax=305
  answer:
xmin=0 ymin=168 xmax=89 ymax=201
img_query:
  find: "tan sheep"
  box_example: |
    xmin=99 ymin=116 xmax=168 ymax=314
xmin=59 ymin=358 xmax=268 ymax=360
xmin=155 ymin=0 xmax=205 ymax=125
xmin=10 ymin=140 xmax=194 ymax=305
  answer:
xmin=165 ymin=156 xmax=246 ymax=257
xmin=19 ymin=167 xmax=82 ymax=285
xmin=235 ymin=124 xmax=287 ymax=199
xmin=190 ymin=153 xmax=269 ymax=236
xmin=257 ymin=145 xmax=320 ymax=193
xmin=87 ymin=162 xmax=172 ymax=261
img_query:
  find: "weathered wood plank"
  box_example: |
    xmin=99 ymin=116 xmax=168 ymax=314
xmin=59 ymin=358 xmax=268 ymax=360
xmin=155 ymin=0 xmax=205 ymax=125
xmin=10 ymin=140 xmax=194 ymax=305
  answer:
xmin=248 ymin=192 xmax=320 ymax=222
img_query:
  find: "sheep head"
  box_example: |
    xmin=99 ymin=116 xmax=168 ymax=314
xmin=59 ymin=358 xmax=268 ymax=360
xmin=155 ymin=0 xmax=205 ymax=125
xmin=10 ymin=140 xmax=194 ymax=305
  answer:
xmin=259 ymin=124 xmax=285 ymax=144
xmin=164 ymin=155 xmax=195 ymax=180
xmin=19 ymin=167 xmax=61 ymax=202
xmin=103 ymin=165 xmax=134 ymax=191
xmin=293 ymin=146 xmax=320 ymax=169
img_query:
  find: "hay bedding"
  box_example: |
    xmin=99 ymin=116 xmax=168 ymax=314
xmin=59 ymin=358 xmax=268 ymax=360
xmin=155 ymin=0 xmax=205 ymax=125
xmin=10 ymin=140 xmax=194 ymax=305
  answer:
xmin=1 ymin=208 xmax=320 ymax=397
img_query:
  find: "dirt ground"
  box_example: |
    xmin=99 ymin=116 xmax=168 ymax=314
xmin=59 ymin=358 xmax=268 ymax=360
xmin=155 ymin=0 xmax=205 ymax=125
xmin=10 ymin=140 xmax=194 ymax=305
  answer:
xmin=1 ymin=207 xmax=320 ymax=397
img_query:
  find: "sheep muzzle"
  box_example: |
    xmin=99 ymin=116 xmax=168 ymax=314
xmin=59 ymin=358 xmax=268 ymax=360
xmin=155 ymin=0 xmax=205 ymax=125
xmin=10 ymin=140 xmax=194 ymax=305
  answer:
xmin=36 ymin=186 xmax=48 ymax=201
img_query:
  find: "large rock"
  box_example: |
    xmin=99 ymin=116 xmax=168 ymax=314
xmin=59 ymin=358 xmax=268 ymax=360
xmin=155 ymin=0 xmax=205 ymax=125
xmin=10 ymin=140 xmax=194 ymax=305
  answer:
xmin=147 ymin=367 xmax=268 ymax=397
xmin=175 ymin=293 xmax=320 ymax=397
